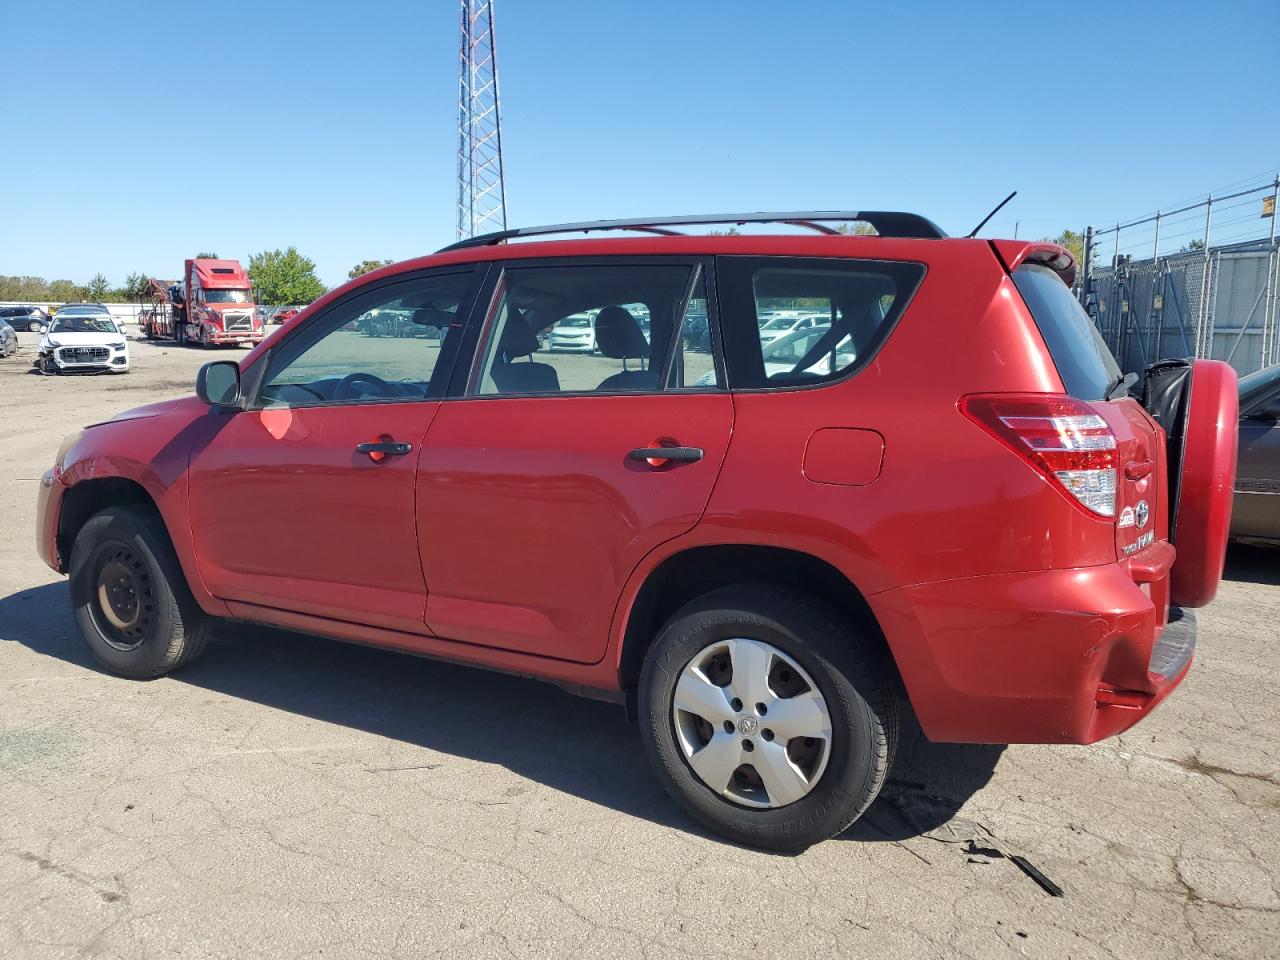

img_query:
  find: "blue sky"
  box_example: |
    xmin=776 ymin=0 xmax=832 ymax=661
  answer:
xmin=2 ymin=0 xmax=1276 ymax=288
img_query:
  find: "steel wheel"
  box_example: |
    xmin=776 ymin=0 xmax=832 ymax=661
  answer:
xmin=89 ymin=544 xmax=156 ymax=651
xmin=672 ymin=637 xmax=833 ymax=809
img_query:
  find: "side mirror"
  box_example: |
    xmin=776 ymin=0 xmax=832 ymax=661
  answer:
xmin=196 ymin=360 xmax=242 ymax=407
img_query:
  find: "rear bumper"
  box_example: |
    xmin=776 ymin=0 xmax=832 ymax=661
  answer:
xmin=869 ymin=556 xmax=1192 ymax=744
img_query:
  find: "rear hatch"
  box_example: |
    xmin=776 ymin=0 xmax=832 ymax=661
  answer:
xmin=1010 ymin=263 xmax=1167 ymax=565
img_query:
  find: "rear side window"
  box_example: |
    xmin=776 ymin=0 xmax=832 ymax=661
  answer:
xmin=468 ymin=262 xmax=716 ymax=396
xmin=1013 ymin=264 xmax=1121 ymax=400
xmin=716 ymin=257 xmax=925 ymax=389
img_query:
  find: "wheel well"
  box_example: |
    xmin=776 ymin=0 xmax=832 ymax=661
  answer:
xmin=618 ymin=545 xmax=902 ymax=693
xmin=56 ymin=478 xmax=156 ymax=572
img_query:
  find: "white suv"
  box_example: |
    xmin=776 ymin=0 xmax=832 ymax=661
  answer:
xmin=35 ymin=306 xmax=130 ymax=375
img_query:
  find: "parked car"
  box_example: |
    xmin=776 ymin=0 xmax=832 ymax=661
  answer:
xmin=0 ymin=320 xmax=17 ymax=357
xmin=34 ymin=307 xmax=130 ymax=374
xmin=271 ymin=305 xmax=305 ymax=325
xmin=1231 ymin=362 xmax=1280 ymax=543
xmin=0 ymin=305 xmax=49 ymax=332
xmin=758 ymin=312 xmax=826 ymax=346
xmin=35 ymin=211 xmax=1239 ymax=851
xmin=547 ymin=313 xmax=596 ymax=352
xmin=683 ymin=314 xmax=711 ymax=352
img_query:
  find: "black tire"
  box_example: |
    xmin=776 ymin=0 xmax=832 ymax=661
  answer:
xmin=639 ymin=584 xmax=898 ymax=852
xmin=69 ymin=505 xmax=210 ymax=679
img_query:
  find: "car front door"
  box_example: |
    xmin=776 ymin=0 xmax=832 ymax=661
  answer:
xmin=187 ymin=268 xmax=482 ymax=632
xmin=416 ymin=258 xmax=731 ymax=663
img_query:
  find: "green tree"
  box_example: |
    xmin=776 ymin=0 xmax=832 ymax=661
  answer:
xmin=1181 ymin=238 xmax=1206 ymax=253
xmin=123 ymin=272 xmax=149 ymax=301
xmin=249 ymin=247 xmax=327 ymax=305
xmin=349 ymin=259 xmax=394 ymax=280
xmin=85 ymin=273 xmax=110 ymax=301
xmin=195 ymin=251 xmax=220 ymax=259
xmin=48 ymin=279 xmax=85 ymax=302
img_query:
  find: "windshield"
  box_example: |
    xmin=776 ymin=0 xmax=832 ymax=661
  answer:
xmin=205 ymin=289 xmax=253 ymax=304
xmin=558 ymin=316 xmax=592 ymax=328
xmin=51 ymin=316 xmax=117 ymax=334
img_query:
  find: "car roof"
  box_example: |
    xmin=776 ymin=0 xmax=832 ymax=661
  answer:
xmin=304 ymin=232 xmax=1076 ymax=332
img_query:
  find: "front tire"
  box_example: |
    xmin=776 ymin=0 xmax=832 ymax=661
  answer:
xmin=69 ymin=505 xmax=210 ymax=678
xmin=639 ymin=584 xmax=898 ymax=851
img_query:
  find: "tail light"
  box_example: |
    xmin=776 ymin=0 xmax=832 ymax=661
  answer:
xmin=961 ymin=394 xmax=1117 ymax=517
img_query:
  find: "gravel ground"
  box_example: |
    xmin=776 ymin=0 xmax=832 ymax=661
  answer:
xmin=1 ymin=330 xmax=1277 ymax=959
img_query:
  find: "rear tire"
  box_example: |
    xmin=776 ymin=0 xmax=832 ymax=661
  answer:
xmin=638 ymin=584 xmax=898 ymax=852
xmin=69 ymin=505 xmax=210 ymax=678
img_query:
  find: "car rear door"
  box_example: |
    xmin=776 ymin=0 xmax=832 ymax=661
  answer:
xmin=1235 ymin=375 xmax=1280 ymax=540
xmin=187 ymin=267 xmax=482 ymax=632
xmin=415 ymin=257 xmax=730 ymax=664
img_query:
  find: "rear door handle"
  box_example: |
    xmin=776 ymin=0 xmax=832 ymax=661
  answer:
xmin=629 ymin=446 xmax=704 ymax=465
xmin=357 ymin=440 xmax=413 ymax=461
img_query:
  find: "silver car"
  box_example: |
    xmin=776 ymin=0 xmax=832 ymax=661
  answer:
xmin=1233 ymin=363 xmax=1280 ymax=543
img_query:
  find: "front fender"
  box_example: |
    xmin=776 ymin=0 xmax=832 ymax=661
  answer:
xmin=57 ymin=405 xmax=231 ymax=616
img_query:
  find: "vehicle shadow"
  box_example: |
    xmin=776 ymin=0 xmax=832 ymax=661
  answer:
xmin=1223 ymin=542 xmax=1279 ymax=587
xmin=1 ymin=581 xmax=1003 ymax=850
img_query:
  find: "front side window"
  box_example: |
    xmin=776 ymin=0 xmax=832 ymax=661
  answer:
xmin=258 ymin=272 xmax=473 ymax=407
xmin=470 ymin=262 xmax=717 ymax=396
xmin=717 ymin=257 xmax=925 ymax=389
xmin=204 ymin=288 xmax=253 ymax=304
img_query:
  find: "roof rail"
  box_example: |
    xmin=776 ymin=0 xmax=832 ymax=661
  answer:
xmin=438 ymin=210 xmax=947 ymax=252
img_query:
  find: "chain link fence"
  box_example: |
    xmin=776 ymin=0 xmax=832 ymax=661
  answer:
xmin=1081 ymin=178 xmax=1280 ymax=377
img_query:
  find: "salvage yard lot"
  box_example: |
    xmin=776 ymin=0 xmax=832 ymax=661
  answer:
xmin=2 ymin=331 xmax=1277 ymax=959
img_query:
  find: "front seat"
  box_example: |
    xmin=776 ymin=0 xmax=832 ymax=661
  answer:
xmin=595 ymin=306 xmax=659 ymax=391
xmin=490 ymin=309 xmax=560 ymax=394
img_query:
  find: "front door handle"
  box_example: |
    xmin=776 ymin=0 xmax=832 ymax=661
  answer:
xmin=628 ymin=446 xmax=704 ymax=466
xmin=357 ymin=440 xmax=412 ymax=462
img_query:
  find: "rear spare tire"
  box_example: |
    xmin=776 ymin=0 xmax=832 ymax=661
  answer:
xmin=1143 ymin=358 xmax=1238 ymax=607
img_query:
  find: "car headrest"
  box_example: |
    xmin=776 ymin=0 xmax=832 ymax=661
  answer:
xmin=498 ymin=308 xmax=541 ymax=358
xmin=594 ymin=306 xmax=648 ymax=360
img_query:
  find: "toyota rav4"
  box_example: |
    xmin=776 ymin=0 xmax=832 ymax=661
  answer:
xmin=35 ymin=211 xmax=1239 ymax=850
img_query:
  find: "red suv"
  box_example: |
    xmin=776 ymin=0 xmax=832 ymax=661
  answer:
xmin=35 ymin=212 xmax=1239 ymax=850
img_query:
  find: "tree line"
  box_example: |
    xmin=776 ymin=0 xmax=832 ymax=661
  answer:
xmin=3 ymin=250 xmax=406 ymax=308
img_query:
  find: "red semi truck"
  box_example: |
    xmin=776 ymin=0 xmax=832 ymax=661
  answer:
xmin=140 ymin=258 xmax=266 ymax=347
